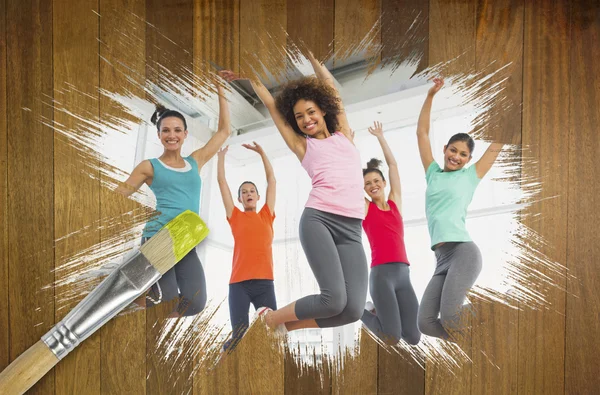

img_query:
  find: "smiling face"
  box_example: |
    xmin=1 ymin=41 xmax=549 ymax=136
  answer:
xmin=364 ymin=171 xmax=387 ymax=201
xmin=158 ymin=116 xmax=187 ymax=152
xmin=238 ymin=182 xmax=259 ymax=211
xmin=293 ymin=99 xmax=327 ymax=137
xmin=443 ymin=141 xmax=472 ymax=171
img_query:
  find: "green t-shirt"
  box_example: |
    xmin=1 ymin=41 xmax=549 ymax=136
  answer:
xmin=425 ymin=161 xmax=481 ymax=250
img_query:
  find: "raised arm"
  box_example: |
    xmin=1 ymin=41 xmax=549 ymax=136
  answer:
xmin=219 ymin=70 xmax=306 ymax=161
xmin=216 ymin=146 xmax=235 ymax=219
xmin=417 ymin=78 xmax=444 ymax=172
xmin=368 ymin=122 xmax=402 ymax=211
xmin=191 ymin=80 xmax=232 ymax=169
xmin=305 ymin=51 xmax=352 ymax=141
xmin=475 ymin=143 xmax=504 ymax=179
xmin=243 ymin=142 xmax=276 ymax=214
xmin=115 ymin=160 xmax=153 ymax=198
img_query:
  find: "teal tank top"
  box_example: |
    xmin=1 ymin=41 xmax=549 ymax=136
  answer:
xmin=425 ymin=161 xmax=481 ymax=250
xmin=142 ymin=156 xmax=202 ymax=238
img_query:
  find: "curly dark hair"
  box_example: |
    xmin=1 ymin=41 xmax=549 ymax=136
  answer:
xmin=275 ymin=76 xmax=341 ymax=136
xmin=363 ymin=158 xmax=385 ymax=181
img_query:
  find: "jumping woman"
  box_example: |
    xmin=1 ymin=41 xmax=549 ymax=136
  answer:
xmin=360 ymin=121 xmax=421 ymax=346
xmin=116 ymin=80 xmax=231 ymax=318
xmin=217 ymin=142 xmax=277 ymax=349
xmin=220 ymin=50 xmax=368 ymax=333
xmin=416 ymin=78 xmax=504 ymax=340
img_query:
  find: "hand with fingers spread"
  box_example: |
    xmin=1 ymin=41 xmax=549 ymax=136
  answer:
xmin=242 ymin=141 xmax=265 ymax=155
xmin=367 ymin=121 xmax=384 ymax=138
xmin=428 ymin=77 xmax=444 ymax=97
xmin=217 ymin=146 xmax=229 ymax=159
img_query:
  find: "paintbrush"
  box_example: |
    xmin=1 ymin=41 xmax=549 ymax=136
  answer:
xmin=0 ymin=210 xmax=209 ymax=395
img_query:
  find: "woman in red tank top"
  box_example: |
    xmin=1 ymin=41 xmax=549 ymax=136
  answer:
xmin=360 ymin=122 xmax=421 ymax=345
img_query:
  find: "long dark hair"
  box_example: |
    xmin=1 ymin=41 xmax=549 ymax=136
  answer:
xmin=150 ymin=104 xmax=188 ymax=130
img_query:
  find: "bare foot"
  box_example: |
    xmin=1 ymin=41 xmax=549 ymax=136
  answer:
xmin=264 ymin=310 xmax=276 ymax=329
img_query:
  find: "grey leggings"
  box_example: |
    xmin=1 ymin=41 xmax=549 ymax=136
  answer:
xmin=142 ymin=237 xmax=207 ymax=317
xmin=417 ymin=242 xmax=482 ymax=339
xmin=294 ymin=208 xmax=368 ymax=328
xmin=361 ymin=263 xmax=421 ymax=345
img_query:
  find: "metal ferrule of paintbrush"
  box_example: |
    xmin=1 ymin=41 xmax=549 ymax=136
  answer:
xmin=41 ymin=250 xmax=160 ymax=360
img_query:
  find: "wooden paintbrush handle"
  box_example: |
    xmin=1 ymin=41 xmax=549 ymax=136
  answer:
xmin=0 ymin=340 xmax=59 ymax=395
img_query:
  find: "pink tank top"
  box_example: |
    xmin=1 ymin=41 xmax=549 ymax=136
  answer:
xmin=362 ymin=200 xmax=410 ymax=267
xmin=301 ymin=132 xmax=365 ymax=219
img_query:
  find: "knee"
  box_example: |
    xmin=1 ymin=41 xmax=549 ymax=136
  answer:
xmin=417 ymin=314 xmax=436 ymax=337
xmin=181 ymin=295 xmax=207 ymax=317
xmin=336 ymin=301 xmax=364 ymax=325
xmin=320 ymin=289 xmax=347 ymax=317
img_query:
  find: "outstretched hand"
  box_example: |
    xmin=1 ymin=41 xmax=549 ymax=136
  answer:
xmin=217 ymin=146 xmax=229 ymax=158
xmin=219 ymin=70 xmax=246 ymax=82
xmin=367 ymin=121 xmax=384 ymax=137
xmin=242 ymin=141 xmax=264 ymax=155
xmin=428 ymin=77 xmax=444 ymax=97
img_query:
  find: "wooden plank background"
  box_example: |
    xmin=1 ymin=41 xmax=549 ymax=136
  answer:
xmin=1 ymin=0 xmax=598 ymax=394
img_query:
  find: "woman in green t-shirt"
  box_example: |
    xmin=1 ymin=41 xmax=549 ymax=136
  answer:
xmin=416 ymin=78 xmax=504 ymax=340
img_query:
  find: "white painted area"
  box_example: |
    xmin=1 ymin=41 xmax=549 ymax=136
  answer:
xmin=102 ymin=70 xmax=524 ymax=360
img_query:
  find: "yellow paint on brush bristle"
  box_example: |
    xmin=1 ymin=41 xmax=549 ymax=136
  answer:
xmin=140 ymin=211 xmax=209 ymax=274
xmin=164 ymin=210 xmax=210 ymax=261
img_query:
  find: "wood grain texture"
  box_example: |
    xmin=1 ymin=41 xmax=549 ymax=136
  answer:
xmin=287 ymin=0 xmax=334 ymax=60
xmin=6 ymin=0 xmax=54 ymax=393
xmin=146 ymin=303 xmax=194 ymax=395
xmin=378 ymin=344 xmax=424 ymax=395
xmin=475 ymin=0 xmax=524 ymax=144
xmin=284 ymin=347 xmax=332 ymax=395
xmin=381 ymin=0 xmax=429 ymax=73
xmin=471 ymin=301 xmax=518 ymax=395
xmin=334 ymin=0 xmax=381 ymax=63
xmin=471 ymin=2 xmax=523 ymax=394
xmin=429 ymin=0 xmax=476 ymax=75
xmin=99 ymin=1 xmax=147 ymax=394
xmin=53 ymin=0 xmax=101 ymax=393
xmin=146 ymin=0 xmax=194 ymax=89
xmin=0 ymin=0 xmax=8 ymax=374
xmin=240 ymin=0 xmax=287 ymax=78
xmin=194 ymin=0 xmax=240 ymax=72
xmin=195 ymin=347 xmax=240 ymax=395
xmin=332 ymin=330 xmax=378 ymax=394
xmin=519 ymin=1 xmax=570 ymax=394
xmin=566 ymin=1 xmax=600 ymax=393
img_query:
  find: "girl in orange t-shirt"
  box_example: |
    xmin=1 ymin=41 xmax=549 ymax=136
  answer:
xmin=217 ymin=142 xmax=277 ymax=350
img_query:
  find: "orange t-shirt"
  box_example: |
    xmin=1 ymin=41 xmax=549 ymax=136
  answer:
xmin=227 ymin=205 xmax=275 ymax=284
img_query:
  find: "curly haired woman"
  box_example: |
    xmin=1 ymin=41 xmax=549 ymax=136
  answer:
xmin=220 ymin=52 xmax=368 ymax=333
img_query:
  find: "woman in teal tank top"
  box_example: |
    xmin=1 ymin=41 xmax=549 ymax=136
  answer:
xmin=116 ymin=80 xmax=231 ymax=318
xmin=415 ymin=78 xmax=505 ymax=340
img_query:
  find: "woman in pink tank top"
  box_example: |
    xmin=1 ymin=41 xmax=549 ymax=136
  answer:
xmin=220 ymin=51 xmax=368 ymax=334
xmin=360 ymin=122 xmax=421 ymax=345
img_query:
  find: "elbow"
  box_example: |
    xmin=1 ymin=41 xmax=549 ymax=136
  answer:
xmin=267 ymin=176 xmax=276 ymax=184
xmin=218 ymin=127 xmax=232 ymax=137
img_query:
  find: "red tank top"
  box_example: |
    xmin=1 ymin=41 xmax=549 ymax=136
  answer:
xmin=362 ymin=200 xmax=410 ymax=267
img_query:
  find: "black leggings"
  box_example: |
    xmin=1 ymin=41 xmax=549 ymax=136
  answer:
xmin=142 ymin=237 xmax=207 ymax=316
xmin=224 ymin=279 xmax=277 ymax=350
